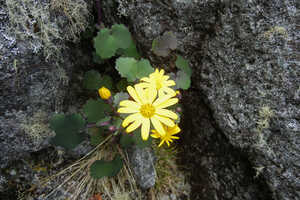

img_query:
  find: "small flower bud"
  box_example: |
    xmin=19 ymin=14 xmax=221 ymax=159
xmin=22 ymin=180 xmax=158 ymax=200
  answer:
xmin=98 ymin=87 xmax=111 ymax=100
xmin=176 ymin=90 xmax=182 ymax=99
xmin=109 ymin=125 xmax=117 ymax=132
xmin=176 ymin=107 xmax=182 ymax=113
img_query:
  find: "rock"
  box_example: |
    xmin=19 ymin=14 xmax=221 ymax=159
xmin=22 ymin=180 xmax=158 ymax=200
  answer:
xmin=0 ymin=0 xmax=92 ymax=194
xmin=101 ymin=0 xmax=299 ymax=199
xmin=127 ymin=146 xmax=156 ymax=189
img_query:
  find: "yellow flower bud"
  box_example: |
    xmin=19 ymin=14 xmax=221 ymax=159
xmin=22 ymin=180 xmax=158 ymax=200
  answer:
xmin=98 ymin=87 xmax=111 ymax=100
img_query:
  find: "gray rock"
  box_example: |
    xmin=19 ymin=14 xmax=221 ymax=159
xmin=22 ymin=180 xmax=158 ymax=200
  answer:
xmin=127 ymin=146 xmax=156 ymax=189
xmin=0 ymin=0 xmax=91 ymax=193
xmin=101 ymin=0 xmax=299 ymax=199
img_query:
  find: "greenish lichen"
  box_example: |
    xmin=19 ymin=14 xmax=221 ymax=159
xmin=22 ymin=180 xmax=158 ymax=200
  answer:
xmin=5 ymin=0 xmax=90 ymax=60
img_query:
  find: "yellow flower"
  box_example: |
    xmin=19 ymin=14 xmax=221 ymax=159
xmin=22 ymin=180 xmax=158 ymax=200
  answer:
xmin=138 ymin=69 xmax=176 ymax=97
xmin=118 ymin=85 xmax=178 ymax=140
xmin=151 ymin=124 xmax=181 ymax=147
xmin=98 ymin=86 xmax=111 ymax=100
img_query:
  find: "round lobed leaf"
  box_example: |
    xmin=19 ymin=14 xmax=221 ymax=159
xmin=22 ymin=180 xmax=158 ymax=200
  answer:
xmin=83 ymin=70 xmax=102 ymax=90
xmin=175 ymin=70 xmax=191 ymax=90
xmin=115 ymin=57 xmax=138 ymax=82
xmin=90 ymin=155 xmax=123 ymax=179
xmin=175 ymin=55 xmax=192 ymax=76
xmin=83 ymin=99 xmax=112 ymax=123
xmin=94 ymin=28 xmax=118 ymax=59
xmin=111 ymin=24 xmax=132 ymax=49
xmin=152 ymin=32 xmax=178 ymax=57
xmin=50 ymin=113 xmax=85 ymax=149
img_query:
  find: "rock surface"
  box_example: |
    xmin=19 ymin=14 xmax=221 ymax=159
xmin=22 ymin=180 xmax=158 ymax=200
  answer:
xmin=103 ymin=0 xmax=300 ymax=199
xmin=0 ymin=0 xmax=91 ymax=194
xmin=127 ymin=147 xmax=156 ymax=189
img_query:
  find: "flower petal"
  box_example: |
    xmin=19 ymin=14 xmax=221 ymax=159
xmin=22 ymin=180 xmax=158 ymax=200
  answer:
xmin=150 ymin=130 xmax=161 ymax=138
xmin=119 ymin=100 xmax=140 ymax=109
xmin=126 ymin=119 xmax=142 ymax=133
xmin=156 ymin=98 xmax=178 ymax=109
xmin=141 ymin=118 xmax=150 ymax=140
xmin=135 ymin=85 xmax=147 ymax=104
xmin=165 ymin=80 xmax=176 ymax=87
xmin=159 ymin=87 xmax=176 ymax=97
xmin=156 ymin=109 xmax=178 ymax=119
xmin=122 ymin=113 xmax=142 ymax=127
xmin=169 ymin=125 xmax=181 ymax=135
xmin=158 ymin=140 xmax=165 ymax=147
xmin=154 ymin=114 xmax=175 ymax=127
xmin=147 ymin=86 xmax=157 ymax=104
xmin=127 ymin=86 xmax=141 ymax=104
xmin=141 ymin=77 xmax=151 ymax=83
xmin=118 ymin=107 xmax=139 ymax=113
xmin=151 ymin=116 xmax=165 ymax=136
xmin=153 ymin=94 xmax=173 ymax=107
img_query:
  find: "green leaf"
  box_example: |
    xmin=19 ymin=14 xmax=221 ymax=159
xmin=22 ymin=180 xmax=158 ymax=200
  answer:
xmin=83 ymin=70 xmax=102 ymax=90
xmin=176 ymin=70 xmax=191 ymax=90
xmin=113 ymin=92 xmax=129 ymax=107
xmin=122 ymin=40 xmax=140 ymax=59
xmin=175 ymin=55 xmax=192 ymax=76
xmin=115 ymin=57 xmax=154 ymax=82
xmin=116 ymin=79 xmax=128 ymax=91
xmin=132 ymin=129 xmax=153 ymax=148
xmin=50 ymin=114 xmax=85 ymax=149
xmin=90 ymin=155 xmax=123 ymax=179
xmin=120 ymin=133 xmax=135 ymax=148
xmin=111 ymin=24 xmax=132 ymax=49
xmin=98 ymin=75 xmax=113 ymax=90
xmin=89 ymin=127 xmax=105 ymax=146
xmin=94 ymin=28 xmax=118 ymax=59
xmin=83 ymin=99 xmax=112 ymax=123
xmin=115 ymin=57 xmax=138 ymax=82
xmin=152 ymin=31 xmax=177 ymax=57
xmin=92 ymin=52 xmax=104 ymax=64
xmin=136 ymin=59 xmax=154 ymax=79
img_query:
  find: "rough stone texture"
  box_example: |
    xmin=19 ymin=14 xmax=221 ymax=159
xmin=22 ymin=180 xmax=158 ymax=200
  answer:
xmin=102 ymin=0 xmax=300 ymax=199
xmin=0 ymin=0 xmax=91 ymax=194
xmin=127 ymin=147 xmax=156 ymax=189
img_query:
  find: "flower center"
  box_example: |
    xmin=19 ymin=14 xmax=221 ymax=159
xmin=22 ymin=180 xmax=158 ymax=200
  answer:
xmin=140 ymin=104 xmax=155 ymax=118
xmin=156 ymin=80 xmax=163 ymax=90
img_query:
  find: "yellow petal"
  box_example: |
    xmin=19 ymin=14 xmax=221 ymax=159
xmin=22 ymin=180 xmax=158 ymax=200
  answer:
xmin=169 ymin=125 xmax=181 ymax=135
xmin=156 ymin=109 xmax=178 ymax=119
xmin=171 ymin=136 xmax=180 ymax=139
xmin=122 ymin=113 xmax=141 ymax=127
xmin=150 ymin=131 xmax=161 ymax=138
xmin=141 ymin=77 xmax=151 ymax=83
xmin=141 ymin=118 xmax=150 ymax=140
xmin=159 ymin=87 xmax=176 ymax=97
xmin=162 ymin=75 xmax=169 ymax=81
xmin=151 ymin=116 xmax=165 ymax=136
xmin=135 ymin=85 xmax=147 ymax=104
xmin=119 ymin=100 xmax=140 ymax=109
xmin=165 ymin=80 xmax=176 ymax=86
xmin=118 ymin=107 xmax=139 ymax=113
xmin=126 ymin=119 xmax=142 ymax=133
xmin=158 ymin=140 xmax=164 ymax=147
xmin=159 ymin=69 xmax=165 ymax=76
xmin=153 ymin=94 xmax=173 ymax=107
xmin=156 ymin=98 xmax=178 ymax=109
xmin=127 ymin=86 xmax=141 ymax=104
xmin=154 ymin=114 xmax=175 ymax=127
xmin=147 ymin=86 xmax=157 ymax=104
xmin=136 ymin=82 xmax=151 ymax=89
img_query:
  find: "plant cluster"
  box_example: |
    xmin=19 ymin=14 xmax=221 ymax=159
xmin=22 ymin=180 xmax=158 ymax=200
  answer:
xmin=49 ymin=24 xmax=192 ymax=180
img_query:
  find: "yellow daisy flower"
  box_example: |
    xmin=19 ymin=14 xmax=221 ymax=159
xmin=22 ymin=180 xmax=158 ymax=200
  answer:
xmin=151 ymin=124 xmax=181 ymax=147
xmin=118 ymin=85 xmax=178 ymax=140
xmin=138 ymin=69 xmax=176 ymax=97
